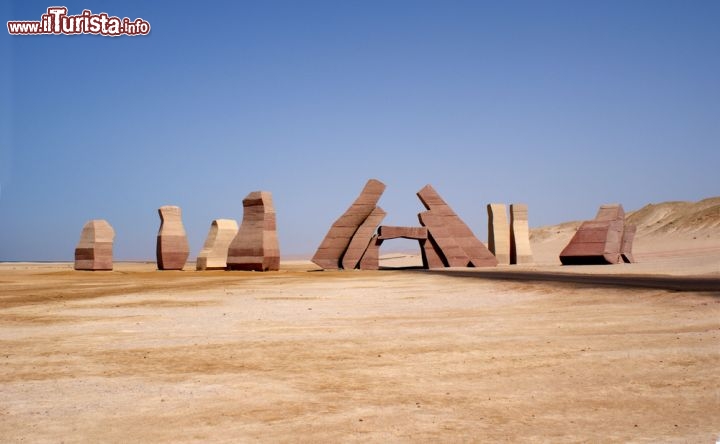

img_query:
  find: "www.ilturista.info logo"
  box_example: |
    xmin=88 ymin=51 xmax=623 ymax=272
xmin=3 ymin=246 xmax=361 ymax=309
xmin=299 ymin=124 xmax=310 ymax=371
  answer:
xmin=7 ymin=7 xmax=151 ymax=36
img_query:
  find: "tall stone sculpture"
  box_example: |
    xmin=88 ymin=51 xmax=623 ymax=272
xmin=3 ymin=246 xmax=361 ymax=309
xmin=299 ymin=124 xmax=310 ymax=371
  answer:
xmin=312 ymin=179 xmax=386 ymax=270
xmin=417 ymin=185 xmax=498 ymax=268
xmin=156 ymin=205 xmax=190 ymax=270
xmin=487 ymin=203 xmax=510 ymax=265
xmin=74 ymin=219 xmax=115 ymax=271
xmin=227 ymin=191 xmax=280 ymax=271
xmin=341 ymin=206 xmax=387 ymax=270
xmin=559 ymin=204 xmax=635 ymax=265
xmin=510 ymin=203 xmax=533 ymax=264
xmin=196 ymin=219 xmax=239 ymax=270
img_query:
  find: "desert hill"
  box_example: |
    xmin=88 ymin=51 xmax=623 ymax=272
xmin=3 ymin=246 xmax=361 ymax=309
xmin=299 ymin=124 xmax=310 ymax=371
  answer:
xmin=626 ymin=197 xmax=720 ymax=235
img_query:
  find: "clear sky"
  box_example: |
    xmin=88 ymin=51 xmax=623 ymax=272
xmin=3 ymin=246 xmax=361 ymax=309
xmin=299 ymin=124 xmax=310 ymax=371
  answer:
xmin=1 ymin=0 xmax=718 ymax=261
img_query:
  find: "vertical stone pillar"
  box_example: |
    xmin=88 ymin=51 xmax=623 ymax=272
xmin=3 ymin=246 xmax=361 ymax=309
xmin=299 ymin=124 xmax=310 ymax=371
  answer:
xmin=487 ymin=203 xmax=510 ymax=265
xmin=157 ymin=205 xmax=190 ymax=270
xmin=510 ymin=203 xmax=533 ymax=265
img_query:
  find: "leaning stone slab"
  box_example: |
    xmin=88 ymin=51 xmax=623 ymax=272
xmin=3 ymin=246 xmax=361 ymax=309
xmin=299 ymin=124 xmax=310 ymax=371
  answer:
xmin=358 ymin=235 xmax=380 ymax=270
xmin=341 ymin=206 xmax=386 ymax=270
xmin=196 ymin=219 xmax=239 ymax=270
xmin=312 ymin=179 xmax=386 ymax=270
xmin=227 ymin=191 xmax=280 ymax=271
xmin=487 ymin=203 xmax=510 ymax=265
xmin=420 ymin=236 xmax=446 ymax=269
xmin=559 ymin=204 xmax=633 ymax=265
xmin=418 ymin=211 xmax=471 ymax=267
xmin=510 ymin=203 xmax=533 ymax=264
xmin=417 ymin=185 xmax=497 ymax=267
xmin=620 ymin=224 xmax=636 ymax=263
xmin=157 ymin=206 xmax=190 ymax=270
xmin=74 ymin=219 xmax=114 ymax=271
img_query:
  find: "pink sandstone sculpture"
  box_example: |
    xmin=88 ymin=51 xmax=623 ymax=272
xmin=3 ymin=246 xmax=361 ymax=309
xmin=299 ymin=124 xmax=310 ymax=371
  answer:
xmin=74 ymin=219 xmax=115 ymax=271
xmin=417 ymin=185 xmax=498 ymax=268
xmin=358 ymin=235 xmax=381 ymax=271
xmin=312 ymin=179 xmax=386 ymax=270
xmin=487 ymin=203 xmax=510 ymax=265
xmin=341 ymin=206 xmax=387 ymax=270
xmin=312 ymin=180 xmax=497 ymax=270
xmin=421 ymin=237 xmax=446 ymax=269
xmin=196 ymin=219 xmax=239 ymax=270
xmin=559 ymin=204 xmax=636 ymax=265
xmin=510 ymin=203 xmax=533 ymax=264
xmin=227 ymin=191 xmax=280 ymax=271
xmin=156 ymin=205 xmax=190 ymax=270
xmin=620 ymin=224 xmax=636 ymax=264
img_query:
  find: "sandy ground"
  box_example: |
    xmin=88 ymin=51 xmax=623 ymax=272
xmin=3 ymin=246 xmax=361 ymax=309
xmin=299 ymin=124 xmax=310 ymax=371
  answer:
xmin=1 ymin=219 xmax=719 ymax=442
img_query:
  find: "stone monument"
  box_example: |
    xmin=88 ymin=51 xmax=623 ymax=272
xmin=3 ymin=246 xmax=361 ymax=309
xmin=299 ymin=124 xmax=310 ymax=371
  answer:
xmin=74 ymin=219 xmax=115 ymax=271
xmin=227 ymin=191 xmax=280 ymax=271
xmin=417 ymin=185 xmax=497 ymax=268
xmin=196 ymin=219 xmax=239 ymax=270
xmin=156 ymin=205 xmax=190 ymax=270
xmin=487 ymin=203 xmax=510 ymax=265
xmin=341 ymin=206 xmax=387 ymax=270
xmin=312 ymin=179 xmax=386 ymax=270
xmin=510 ymin=203 xmax=533 ymax=264
xmin=312 ymin=180 xmax=497 ymax=270
xmin=559 ymin=204 xmax=635 ymax=265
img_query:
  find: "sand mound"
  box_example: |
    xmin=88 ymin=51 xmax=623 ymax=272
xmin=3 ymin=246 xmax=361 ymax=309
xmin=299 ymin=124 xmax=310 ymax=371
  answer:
xmin=627 ymin=197 xmax=720 ymax=235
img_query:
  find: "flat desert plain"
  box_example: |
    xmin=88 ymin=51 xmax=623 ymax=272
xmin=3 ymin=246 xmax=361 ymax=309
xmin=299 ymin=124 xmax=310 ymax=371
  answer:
xmin=1 ymin=199 xmax=719 ymax=442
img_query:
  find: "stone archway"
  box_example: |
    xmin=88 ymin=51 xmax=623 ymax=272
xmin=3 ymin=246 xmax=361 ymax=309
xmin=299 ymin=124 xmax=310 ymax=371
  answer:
xmin=359 ymin=226 xmax=445 ymax=270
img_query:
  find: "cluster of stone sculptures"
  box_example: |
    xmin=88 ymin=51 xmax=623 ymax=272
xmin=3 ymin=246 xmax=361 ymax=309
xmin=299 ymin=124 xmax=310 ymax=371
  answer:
xmin=73 ymin=179 xmax=637 ymax=271
xmin=311 ymin=179 xmax=533 ymax=270
xmin=559 ymin=203 xmax=636 ymax=265
xmin=74 ymin=191 xmax=280 ymax=271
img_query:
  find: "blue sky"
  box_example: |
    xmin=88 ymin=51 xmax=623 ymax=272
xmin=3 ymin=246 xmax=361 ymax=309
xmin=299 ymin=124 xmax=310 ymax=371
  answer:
xmin=1 ymin=0 xmax=718 ymax=261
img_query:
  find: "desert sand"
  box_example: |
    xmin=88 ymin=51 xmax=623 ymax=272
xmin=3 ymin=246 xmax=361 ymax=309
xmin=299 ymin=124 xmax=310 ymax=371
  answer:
xmin=1 ymin=198 xmax=719 ymax=442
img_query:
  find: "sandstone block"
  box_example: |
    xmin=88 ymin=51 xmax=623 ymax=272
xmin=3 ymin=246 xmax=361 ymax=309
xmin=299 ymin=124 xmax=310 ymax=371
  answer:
xmin=358 ymin=235 xmax=380 ymax=270
xmin=620 ymin=224 xmax=636 ymax=263
xmin=312 ymin=179 xmax=386 ymax=269
xmin=420 ymin=237 xmax=446 ymax=269
xmin=487 ymin=204 xmax=510 ymax=265
xmin=341 ymin=206 xmax=386 ymax=270
xmin=74 ymin=219 xmax=115 ymax=271
xmin=227 ymin=191 xmax=280 ymax=271
xmin=510 ymin=203 xmax=533 ymax=264
xmin=377 ymin=226 xmax=428 ymax=240
xmin=196 ymin=219 xmax=239 ymax=270
xmin=417 ymin=185 xmax=497 ymax=267
xmin=156 ymin=206 xmax=190 ymax=270
xmin=559 ymin=204 xmax=635 ymax=265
